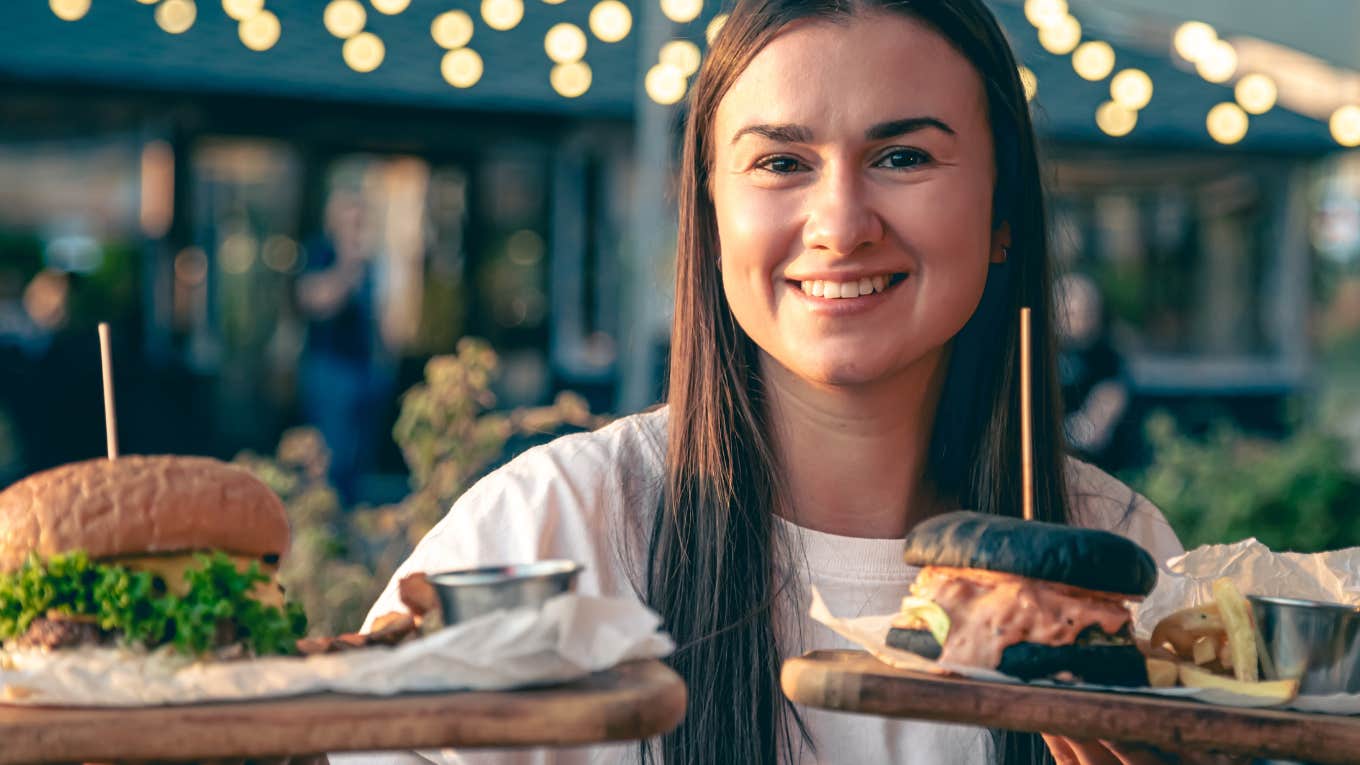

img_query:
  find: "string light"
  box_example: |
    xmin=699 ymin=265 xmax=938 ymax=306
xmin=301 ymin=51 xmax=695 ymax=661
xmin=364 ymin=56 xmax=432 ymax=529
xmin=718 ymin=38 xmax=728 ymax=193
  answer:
xmin=432 ymin=11 xmax=474 ymax=49
xmin=1234 ymin=74 xmax=1277 ymax=115
xmin=1195 ymin=40 xmax=1237 ymax=83
xmin=442 ymin=48 xmax=484 ymax=88
xmin=239 ymin=9 xmax=281 ymax=50
xmin=1330 ymin=105 xmax=1360 ymax=147
xmin=550 ymin=61 xmax=592 ymax=97
xmin=645 ymin=63 xmax=686 ymax=105
xmin=482 ymin=0 xmax=525 ymax=31
xmin=343 ymin=31 xmax=385 ymax=72
xmin=1173 ymin=21 xmax=1217 ymax=63
xmin=1206 ymin=102 xmax=1248 ymax=145
xmin=1037 ymin=15 xmax=1080 ymax=56
xmin=1018 ymin=66 xmax=1038 ymax=102
xmin=222 ymin=0 xmax=263 ymax=21
xmin=705 ymin=13 xmax=727 ymax=44
xmin=49 ymin=0 xmax=91 ymax=21
xmin=1095 ymin=101 xmax=1137 ymax=137
xmin=660 ymin=0 xmax=702 ymax=24
xmin=324 ymin=0 xmax=366 ymax=39
xmin=1023 ymin=0 xmax=1067 ymax=29
xmin=590 ymin=1 xmax=632 ymax=43
xmin=1110 ymin=69 xmax=1153 ymax=110
xmin=370 ymin=0 xmax=411 ymax=14
xmin=1072 ymin=41 xmax=1115 ymax=82
xmin=545 ymin=23 xmax=587 ymax=64
xmin=659 ymin=40 xmax=701 ymax=77
xmin=156 ymin=0 xmax=198 ymax=34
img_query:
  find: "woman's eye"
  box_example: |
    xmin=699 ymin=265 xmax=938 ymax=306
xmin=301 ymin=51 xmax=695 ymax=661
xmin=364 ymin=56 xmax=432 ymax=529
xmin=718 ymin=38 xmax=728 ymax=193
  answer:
xmin=875 ymin=149 xmax=931 ymax=169
xmin=755 ymin=156 xmax=804 ymax=174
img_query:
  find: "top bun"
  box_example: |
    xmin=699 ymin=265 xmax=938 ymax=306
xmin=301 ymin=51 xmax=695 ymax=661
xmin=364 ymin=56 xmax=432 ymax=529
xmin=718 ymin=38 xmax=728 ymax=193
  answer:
xmin=902 ymin=510 xmax=1157 ymax=596
xmin=0 ymin=455 xmax=290 ymax=573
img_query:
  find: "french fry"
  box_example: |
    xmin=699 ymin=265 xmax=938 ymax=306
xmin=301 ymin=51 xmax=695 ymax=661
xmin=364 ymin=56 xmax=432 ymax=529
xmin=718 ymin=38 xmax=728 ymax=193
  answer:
xmin=1212 ymin=577 xmax=1259 ymax=682
xmin=1146 ymin=657 xmax=1179 ymax=688
xmin=1149 ymin=604 xmax=1223 ymax=658
xmin=1191 ymin=635 xmax=1218 ymax=665
xmin=1218 ymin=638 xmax=1233 ymax=670
xmin=1178 ymin=663 xmax=1297 ymax=703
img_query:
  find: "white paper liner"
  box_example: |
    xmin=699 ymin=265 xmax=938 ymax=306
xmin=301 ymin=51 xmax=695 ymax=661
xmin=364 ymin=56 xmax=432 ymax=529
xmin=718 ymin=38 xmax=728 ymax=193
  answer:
xmin=0 ymin=594 xmax=674 ymax=707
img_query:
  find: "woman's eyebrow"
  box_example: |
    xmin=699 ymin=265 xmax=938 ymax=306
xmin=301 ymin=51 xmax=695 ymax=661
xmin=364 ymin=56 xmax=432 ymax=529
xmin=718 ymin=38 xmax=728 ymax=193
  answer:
xmin=730 ymin=123 xmax=814 ymax=145
xmin=865 ymin=116 xmax=956 ymax=140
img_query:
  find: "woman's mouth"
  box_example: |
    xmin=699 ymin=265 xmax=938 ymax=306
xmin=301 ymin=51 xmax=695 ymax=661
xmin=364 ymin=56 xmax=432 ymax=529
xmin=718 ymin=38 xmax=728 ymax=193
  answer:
xmin=791 ymin=273 xmax=908 ymax=299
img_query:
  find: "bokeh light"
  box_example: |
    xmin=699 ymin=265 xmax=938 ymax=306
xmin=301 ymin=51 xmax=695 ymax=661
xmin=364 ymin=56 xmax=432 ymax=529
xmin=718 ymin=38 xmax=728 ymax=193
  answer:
xmin=1072 ymin=41 xmax=1115 ymax=82
xmin=343 ymin=31 xmax=385 ymax=72
xmin=590 ymin=1 xmax=632 ymax=43
xmin=1110 ymin=69 xmax=1153 ymax=110
xmin=1207 ymin=102 xmax=1249 ymax=145
xmin=706 ymin=13 xmax=728 ymax=44
xmin=1095 ymin=101 xmax=1137 ymax=137
xmin=1330 ymin=105 xmax=1360 ymax=147
xmin=550 ymin=61 xmax=592 ymax=98
xmin=1018 ymin=66 xmax=1038 ymax=102
xmin=1173 ymin=21 xmax=1217 ymax=63
xmin=222 ymin=0 xmax=263 ymax=21
xmin=482 ymin=0 xmax=525 ymax=31
xmin=660 ymin=0 xmax=702 ymax=24
xmin=659 ymin=40 xmax=702 ymax=77
xmin=49 ymin=0 xmax=91 ymax=22
xmin=442 ymin=48 xmax=484 ymax=88
xmin=1037 ymin=15 xmax=1081 ymax=55
xmin=239 ymin=9 xmax=281 ymax=50
xmin=432 ymin=11 xmax=474 ymax=49
xmin=645 ymin=63 xmax=686 ymax=105
xmin=1234 ymin=74 xmax=1277 ymax=115
xmin=545 ymin=23 xmax=587 ymax=64
xmin=371 ymin=0 xmax=411 ymax=14
xmin=1196 ymin=40 xmax=1237 ymax=83
xmin=156 ymin=0 xmax=198 ymax=34
xmin=1023 ymin=0 xmax=1067 ymax=29
xmin=324 ymin=0 xmax=366 ymax=39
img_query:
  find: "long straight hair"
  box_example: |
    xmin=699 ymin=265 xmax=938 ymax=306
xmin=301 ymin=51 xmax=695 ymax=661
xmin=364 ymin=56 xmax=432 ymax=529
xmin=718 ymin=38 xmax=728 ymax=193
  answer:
xmin=646 ymin=1 xmax=1070 ymax=762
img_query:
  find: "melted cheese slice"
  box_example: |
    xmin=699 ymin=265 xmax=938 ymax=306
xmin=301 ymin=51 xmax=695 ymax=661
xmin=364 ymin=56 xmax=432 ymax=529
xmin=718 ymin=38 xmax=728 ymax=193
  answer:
xmin=106 ymin=553 xmax=286 ymax=609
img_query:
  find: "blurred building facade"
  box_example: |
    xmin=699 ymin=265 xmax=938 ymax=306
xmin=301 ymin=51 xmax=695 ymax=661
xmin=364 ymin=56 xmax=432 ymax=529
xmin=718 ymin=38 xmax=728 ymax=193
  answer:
xmin=0 ymin=0 xmax=1350 ymax=488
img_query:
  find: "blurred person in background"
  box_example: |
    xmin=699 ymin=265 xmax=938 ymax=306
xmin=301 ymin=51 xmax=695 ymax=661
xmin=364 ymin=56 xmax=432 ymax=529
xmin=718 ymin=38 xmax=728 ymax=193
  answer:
xmin=296 ymin=190 xmax=394 ymax=505
xmin=1058 ymin=272 xmax=1133 ymax=472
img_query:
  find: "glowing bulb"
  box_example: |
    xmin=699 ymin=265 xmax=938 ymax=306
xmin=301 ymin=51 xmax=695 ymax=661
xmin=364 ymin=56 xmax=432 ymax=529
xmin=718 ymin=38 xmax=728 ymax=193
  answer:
xmin=482 ymin=0 xmax=524 ymax=31
xmin=645 ymin=63 xmax=687 ymax=105
xmin=660 ymin=0 xmax=702 ymax=24
xmin=1037 ymin=15 xmax=1080 ymax=55
xmin=1024 ymin=0 xmax=1067 ymax=29
xmin=1330 ymin=105 xmax=1360 ymax=147
xmin=590 ymin=1 xmax=632 ymax=43
xmin=239 ymin=9 xmax=280 ymax=50
xmin=1206 ymin=102 xmax=1248 ymax=145
xmin=1196 ymin=40 xmax=1237 ymax=83
xmin=49 ymin=0 xmax=91 ymax=21
xmin=659 ymin=40 xmax=701 ymax=77
xmin=1234 ymin=74 xmax=1277 ymax=115
xmin=432 ymin=11 xmax=474 ymax=49
xmin=324 ymin=0 xmax=366 ymax=39
xmin=1018 ymin=66 xmax=1038 ymax=103
xmin=343 ymin=31 xmax=385 ymax=72
xmin=1095 ymin=101 xmax=1137 ymax=137
xmin=222 ymin=0 xmax=263 ymax=21
xmin=442 ymin=48 xmax=484 ymax=88
xmin=1173 ymin=21 xmax=1217 ymax=63
xmin=551 ymin=61 xmax=592 ymax=97
xmin=706 ymin=13 xmax=728 ymax=44
xmin=1110 ymin=69 xmax=1152 ymax=110
xmin=371 ymin=0 xmax=411 ymax=14
xmin=1072 ymin=41 xmax=1115 ymax=82
xmin=156 ymin=0 xmax=197 ymax=34
xmin=545 ymin=23 xmax=587 ymax=64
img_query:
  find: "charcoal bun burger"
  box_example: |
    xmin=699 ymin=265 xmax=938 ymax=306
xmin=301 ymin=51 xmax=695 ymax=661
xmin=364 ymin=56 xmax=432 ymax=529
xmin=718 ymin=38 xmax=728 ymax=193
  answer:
xmin=887 ymin=510 xmax=1156 ymax=686
xmin=0 ymin=455 xmax=306 ymax=657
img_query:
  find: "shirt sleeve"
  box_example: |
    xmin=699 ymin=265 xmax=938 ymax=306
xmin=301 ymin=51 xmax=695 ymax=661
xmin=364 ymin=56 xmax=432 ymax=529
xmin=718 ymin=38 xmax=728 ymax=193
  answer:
xmin=1065 ymin=458 xmax=1185 ymax=567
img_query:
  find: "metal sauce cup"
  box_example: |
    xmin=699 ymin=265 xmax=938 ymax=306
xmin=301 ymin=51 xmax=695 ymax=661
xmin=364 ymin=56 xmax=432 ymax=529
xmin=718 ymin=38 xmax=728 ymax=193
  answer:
xmin=1248 ymin=594 xmax=1360 ymax=695
xmin=428 ymin=560 xmax=584 ymax=625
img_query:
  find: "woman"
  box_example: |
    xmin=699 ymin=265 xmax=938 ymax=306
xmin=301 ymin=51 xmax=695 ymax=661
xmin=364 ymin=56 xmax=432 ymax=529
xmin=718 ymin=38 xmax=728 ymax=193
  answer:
xmin=346 ymin=1 xmax=1185 ymax=763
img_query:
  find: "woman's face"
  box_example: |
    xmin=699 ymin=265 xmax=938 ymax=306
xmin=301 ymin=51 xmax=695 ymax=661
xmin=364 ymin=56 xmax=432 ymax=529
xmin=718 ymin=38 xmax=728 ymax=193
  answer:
xmin=711 ymin=12 xmax=1006 ymax=390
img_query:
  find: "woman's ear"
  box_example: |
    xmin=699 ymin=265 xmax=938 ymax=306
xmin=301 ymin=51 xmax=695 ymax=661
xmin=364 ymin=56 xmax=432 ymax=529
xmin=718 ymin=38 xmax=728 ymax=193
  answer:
xmin=990 ymin=221 xmax=1012 ymax=264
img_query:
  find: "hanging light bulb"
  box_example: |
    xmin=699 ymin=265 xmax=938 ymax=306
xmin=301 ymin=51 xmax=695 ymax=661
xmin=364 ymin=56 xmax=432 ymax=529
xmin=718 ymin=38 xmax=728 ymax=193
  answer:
xmin=1096 ymin=101 xmax=1137 ymax=137
xmin=1023 ymin=0 xmax=1067 ymax=29
xmin=1038 ymin=15 xmax=1081 ymax=55
xmin=590 ymin=1 xmax=632 ymax=43
xmin=551 ymin=61 xmax=592 ymax=97
xmin=343 ymin=31 xmax=385 ymax=72
xmin=545 ymin=23 xmax=587 ymax=64
xmin=432 ymin=11 xmax=474 ymax=49
xmin=1196 ymin=40 xmax=1237 ymax=83
xmin=1206 ymin=102 xmax=1248 ymax=145
xmin=1110 ymin=69 xmax=1153 ymax=110
xmin=645 ymin=63 xmax=687 ymax=105
xmin=1072 ymin=41 xmax=1115 ymax=82
xmin=482 ymin=0 xmax=525 ymax=31
xmin=49 ymin=0 xmax=91 ymax=21
xmin=442 ymin=48 xmax=484 ymax=88
xmin=156 ymin=0 xmax=198 ymax=34
xmin=1234 ymin=74 xmax=1277 ymax=115
xmin=1173 ymin=21 xmax=1217 ymax=63
xmin=239 ymin=9 xmax=281 ymax=50
xmin=1330 ymin=105 xmax=1360 ymax=147
xmin=324 ymin=0 xmax=366 ymax=39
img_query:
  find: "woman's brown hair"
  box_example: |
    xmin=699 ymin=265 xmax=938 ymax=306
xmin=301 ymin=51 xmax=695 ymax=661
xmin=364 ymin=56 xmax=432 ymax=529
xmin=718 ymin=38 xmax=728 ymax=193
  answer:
xmin=646 ymin=1 xmax=1068 ymax=762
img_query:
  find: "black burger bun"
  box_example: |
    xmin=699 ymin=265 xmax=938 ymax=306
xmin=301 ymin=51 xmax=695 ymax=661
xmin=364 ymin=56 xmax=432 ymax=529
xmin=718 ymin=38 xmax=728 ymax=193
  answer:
xmin=902 ymin=511 xmax=1157 ymax=596
xmin=885 ymin=627 xmax=1150 ymax=687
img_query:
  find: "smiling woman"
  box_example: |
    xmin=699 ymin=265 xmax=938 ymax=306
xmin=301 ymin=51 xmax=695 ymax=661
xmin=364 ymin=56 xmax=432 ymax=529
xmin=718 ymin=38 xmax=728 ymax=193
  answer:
xmin=339 ymin=2 xmax=1186 ymax=765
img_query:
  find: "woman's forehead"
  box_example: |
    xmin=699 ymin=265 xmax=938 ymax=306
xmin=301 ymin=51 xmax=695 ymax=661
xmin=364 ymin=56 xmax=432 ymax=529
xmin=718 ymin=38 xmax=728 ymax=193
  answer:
xmin=714 ymin=12 xmax=989 ymax=143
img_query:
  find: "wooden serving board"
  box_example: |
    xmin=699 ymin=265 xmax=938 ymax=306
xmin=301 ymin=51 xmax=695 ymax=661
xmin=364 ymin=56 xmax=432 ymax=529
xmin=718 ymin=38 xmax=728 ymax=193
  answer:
xmin=0 ymin=659 xmax=685 ymax=764
xmin=782 ymin=650 xmax=1360 ymax=764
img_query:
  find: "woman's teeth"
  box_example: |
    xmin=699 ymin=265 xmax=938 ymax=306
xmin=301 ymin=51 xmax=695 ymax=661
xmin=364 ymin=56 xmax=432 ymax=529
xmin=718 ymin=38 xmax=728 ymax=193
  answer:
xmin=799 ymin=275 xmax=896 ymax=298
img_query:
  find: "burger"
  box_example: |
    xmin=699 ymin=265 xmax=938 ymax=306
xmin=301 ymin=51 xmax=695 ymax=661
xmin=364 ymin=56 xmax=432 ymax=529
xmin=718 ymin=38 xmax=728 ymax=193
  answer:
xmin=887 ymin=510 xmax=1155 ymax=686
xmin=0 ymin=455 xmax=306 ymax=657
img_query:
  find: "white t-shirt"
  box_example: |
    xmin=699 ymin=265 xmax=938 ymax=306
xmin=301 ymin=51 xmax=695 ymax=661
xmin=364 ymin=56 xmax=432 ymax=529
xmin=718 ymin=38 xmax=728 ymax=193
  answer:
xmin=336 ymin=407 xmax=1184 ymax=765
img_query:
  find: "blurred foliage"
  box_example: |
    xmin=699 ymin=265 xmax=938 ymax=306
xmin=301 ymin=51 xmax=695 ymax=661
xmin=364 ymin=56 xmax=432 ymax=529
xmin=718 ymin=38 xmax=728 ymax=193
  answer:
xmin=1126 ymin=412 xmax=1360 ymax=553
xmin=237 ymin=337 xmax=609 ymax=635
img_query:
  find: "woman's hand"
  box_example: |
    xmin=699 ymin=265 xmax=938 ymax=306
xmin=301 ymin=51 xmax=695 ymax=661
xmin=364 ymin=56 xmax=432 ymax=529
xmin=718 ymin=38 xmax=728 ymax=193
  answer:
xmin=1043 ymin=735 xmax=1245 ymax=765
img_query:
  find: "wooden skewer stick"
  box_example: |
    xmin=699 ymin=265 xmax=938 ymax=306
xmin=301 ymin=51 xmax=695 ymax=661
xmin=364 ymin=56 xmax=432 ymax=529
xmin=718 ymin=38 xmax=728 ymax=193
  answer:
xmin=98 ymin=322 xmax=119 ymax=460
xmin=1020 ymin=307 xmax=1034 ymax=521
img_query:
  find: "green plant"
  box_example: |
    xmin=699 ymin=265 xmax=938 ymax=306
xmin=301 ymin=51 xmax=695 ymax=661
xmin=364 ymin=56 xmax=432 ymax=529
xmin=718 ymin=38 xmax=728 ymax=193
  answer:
xmin=1126 ymin=412 xmax=1360 ymax=553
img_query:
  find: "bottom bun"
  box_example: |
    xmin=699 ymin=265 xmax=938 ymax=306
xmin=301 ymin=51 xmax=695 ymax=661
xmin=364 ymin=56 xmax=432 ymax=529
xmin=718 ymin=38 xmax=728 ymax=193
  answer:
xmin=885 ymin=628 xmax=1149 ymax=687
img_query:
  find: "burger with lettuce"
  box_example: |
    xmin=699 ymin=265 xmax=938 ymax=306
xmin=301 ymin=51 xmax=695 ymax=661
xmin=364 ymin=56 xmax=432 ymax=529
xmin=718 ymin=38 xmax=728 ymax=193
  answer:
xmin=0 ymin=455 xmax=306 ymax=657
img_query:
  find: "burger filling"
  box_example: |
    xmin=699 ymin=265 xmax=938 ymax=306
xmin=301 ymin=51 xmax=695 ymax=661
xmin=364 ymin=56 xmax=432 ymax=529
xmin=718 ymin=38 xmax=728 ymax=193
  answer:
xmin=0 ymin=551 xmax=305 ymax=657
xmin=892 ymin=566 xmax=1137 ymax=668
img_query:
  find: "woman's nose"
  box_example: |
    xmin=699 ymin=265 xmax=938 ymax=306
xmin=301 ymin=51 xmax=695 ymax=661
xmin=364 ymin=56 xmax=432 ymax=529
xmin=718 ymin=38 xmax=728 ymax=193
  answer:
xmin=801 ymin=169 xmax=885 ymax=256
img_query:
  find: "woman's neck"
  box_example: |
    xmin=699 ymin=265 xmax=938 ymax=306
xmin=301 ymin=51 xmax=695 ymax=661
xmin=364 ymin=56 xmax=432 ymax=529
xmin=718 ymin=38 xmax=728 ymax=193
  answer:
xmin=762 ymin=351 xmax=949 ymax=539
